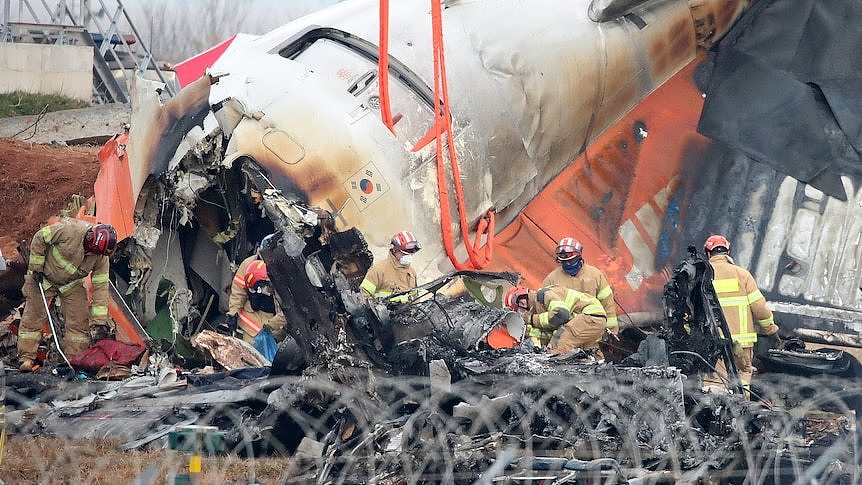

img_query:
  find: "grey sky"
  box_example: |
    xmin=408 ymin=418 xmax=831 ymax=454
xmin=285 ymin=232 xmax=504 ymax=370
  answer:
xmin=122 ymin=0 xmax=343 ymax=62
xmin=2 ymin=0 xmax=343 ymax=63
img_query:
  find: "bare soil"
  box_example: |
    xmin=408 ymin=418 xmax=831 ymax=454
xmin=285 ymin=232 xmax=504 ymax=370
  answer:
xmin=0 ymin=138 xmax=100 ymax=246
xmin=0 ymin=137 xmax=101 ymax=319
xmin=0 ymin=140 xmax=295 ymax=481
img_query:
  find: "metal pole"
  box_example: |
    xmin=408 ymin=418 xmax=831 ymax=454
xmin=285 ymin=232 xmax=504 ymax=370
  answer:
xmin=3 ymin=0 xmax=10 ymax=25
xmin=116 ymin=0 xmax=173 ymax=95
xmin=37 ymin=282 xmax=74 ymax=369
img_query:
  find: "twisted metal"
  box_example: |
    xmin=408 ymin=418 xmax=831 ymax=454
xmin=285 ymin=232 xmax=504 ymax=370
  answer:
xmin=1 ymin=366 xmax=859 ymax=483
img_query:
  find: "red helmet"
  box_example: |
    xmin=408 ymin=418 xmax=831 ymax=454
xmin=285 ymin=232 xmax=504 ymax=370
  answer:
xmin=83 ymin=224 xmax=117 ymax=255
xmin=245 ymin=260 xmax=270 ymax=288
xmin=555 ymin=237 xmax=583 ymax=262
xmin=704 ymin=235 xmax=730 ymax=253
xmin=390 ymin=230 xmax=421 ymax=254
xmin=503 ymin=286 xmax=530 ymax=311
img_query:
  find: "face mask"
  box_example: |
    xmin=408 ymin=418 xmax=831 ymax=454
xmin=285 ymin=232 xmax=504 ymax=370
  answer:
xmin=398 ymin=254 xmax=414 ymax=265
xmin=562 ymin=257 xmax=583 ymax=276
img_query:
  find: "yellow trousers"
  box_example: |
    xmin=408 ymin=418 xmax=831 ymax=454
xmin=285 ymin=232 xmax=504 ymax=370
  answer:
xmin=17 ymin=276 xmax=91 ymax=360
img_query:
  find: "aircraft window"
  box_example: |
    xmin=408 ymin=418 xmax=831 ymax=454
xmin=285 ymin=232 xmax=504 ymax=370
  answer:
xmin=262 ymin=129 xmax=305 ymax=165
xmin=286 ymin=35 xmax=435 ymax=150
xmin=589 ymin=0 xmax=652 ymax=22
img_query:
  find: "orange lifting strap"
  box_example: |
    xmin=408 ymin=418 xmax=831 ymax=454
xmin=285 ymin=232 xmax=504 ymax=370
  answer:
xmin=378 ymin=0 xmax=495 ymax=270
xmin=377 ymin=0 xmax=395 ymax=132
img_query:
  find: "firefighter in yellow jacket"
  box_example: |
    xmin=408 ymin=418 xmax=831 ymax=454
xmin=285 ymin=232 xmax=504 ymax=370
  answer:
xmin=227 ymin=258 xmax=287 ymax=343
xmin=543 ymin=237 xmax=619 ymax=332
xmin=705 ymin=234 xmax=780 ymax=385
xmin=360 ymin=231 xmax=420 ymax=302
xmin=504 ymin=285 xmax=606 ymax=354
xmin=18 ymin=220 xmax=117 ymax=372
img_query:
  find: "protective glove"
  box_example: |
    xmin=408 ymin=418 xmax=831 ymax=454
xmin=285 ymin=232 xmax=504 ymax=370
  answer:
xmin=222 ymin=314 xmax=238 ymax=336
xmin=90 ymin=324 xmax=114 ymax=342
xmin=761 ymin=323 xmax=781 ymax=349
xmin=32 ymin=271 xmax=44 ymax=285
xmin=766 ymin=332 xmax=782 ymax=349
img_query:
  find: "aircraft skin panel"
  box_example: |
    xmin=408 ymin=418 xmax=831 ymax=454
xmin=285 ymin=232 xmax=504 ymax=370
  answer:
xmin=488 ymin=58 xmax=710 ymax=316
xmin=186 ymin=0 xmax=746 ymax=276
xmin=98 ymin=0 xmax=862 ymax=340
xmin=754 ymin=176 xmax=797 ymax=292
xmin=490 ymin=50 xmax=862 ymax=334
xmin=677 ymin=139 xmax=862 ymax=333
xmin=116 ymin=0 xmax=749 ymax=299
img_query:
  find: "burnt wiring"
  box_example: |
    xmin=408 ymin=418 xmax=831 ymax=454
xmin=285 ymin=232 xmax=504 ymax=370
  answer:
xmin=613 ymin=295 xmax=649 ymax=336
xmin=385 ymin=287 xmax=455 ymax=331
xmin=196 ymin=194 xmax=228 ymax=211
xmin=429 ymin=293 xmax=455 ymax=331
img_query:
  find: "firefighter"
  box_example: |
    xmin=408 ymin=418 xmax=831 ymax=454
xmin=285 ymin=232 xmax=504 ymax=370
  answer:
xmin=543 ymin=237 xmax=619 ymax=332
xmin=360 ymin=231 xmax=420 ymax=302
xmin=226 ymin=236 xmax=271 ymax=337
xmin=226 ymin=259 xmax=287 ymax=343
xmin=504 ymin=285 xmax=606 ymax=354
xmin=705 ymin=234 xmax=780 ymax=386
xmin=18 ymin=220 xmax=117 ymax=372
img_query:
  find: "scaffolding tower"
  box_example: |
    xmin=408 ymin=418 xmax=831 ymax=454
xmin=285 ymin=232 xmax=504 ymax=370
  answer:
xmin=0 ymin=0 xmax=175 ymax=103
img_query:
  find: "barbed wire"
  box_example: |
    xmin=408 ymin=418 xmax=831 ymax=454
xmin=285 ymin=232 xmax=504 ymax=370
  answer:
xmin=0 ymin=366 xmax=858 ymax=484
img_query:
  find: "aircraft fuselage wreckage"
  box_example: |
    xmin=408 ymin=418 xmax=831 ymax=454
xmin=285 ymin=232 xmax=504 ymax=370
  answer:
xmin=46 ymin=0 xmax=861 ymax=481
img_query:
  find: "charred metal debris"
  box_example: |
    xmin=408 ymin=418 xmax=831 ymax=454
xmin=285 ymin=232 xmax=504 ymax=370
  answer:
xmin=3 ymin=138 xmax=860 ymax=482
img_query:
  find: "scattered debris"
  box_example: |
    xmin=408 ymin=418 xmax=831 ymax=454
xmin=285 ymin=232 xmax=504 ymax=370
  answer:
xmin=191 ymin=330 xmax=270 ymax=369
xmin=0 ymin=1 xmax=860 ymax=483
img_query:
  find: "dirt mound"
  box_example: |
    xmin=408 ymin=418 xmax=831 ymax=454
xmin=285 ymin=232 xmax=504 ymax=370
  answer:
xmin=0 ymin=138 xmax=100 ymax=245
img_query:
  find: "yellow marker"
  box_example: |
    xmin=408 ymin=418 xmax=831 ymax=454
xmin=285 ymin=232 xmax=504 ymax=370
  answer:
xmin=0 ymin=405 xmax=6 ymax=466
xmin=189 ymin=454 xmax=202 ymax=473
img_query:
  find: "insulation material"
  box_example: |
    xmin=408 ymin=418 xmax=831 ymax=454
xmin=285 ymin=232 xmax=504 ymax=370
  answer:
xmin=698 ymin=0 xmax=862 ymax=200
xmin=191 ymin=330 xmax=270 ymax=370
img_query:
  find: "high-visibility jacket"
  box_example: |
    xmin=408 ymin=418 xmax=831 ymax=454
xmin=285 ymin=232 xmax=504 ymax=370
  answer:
xmin=709 ymin=254 xmax=777 ymax=347
xmin=543 ymin=264 xmax=618 ymax=330
xmin=228 ymin=254 xmax=258 ymax=316
xmin=228 ymin=254 xmax=287 ymax=340
xmin=527 ymin=285 xmax=606 ymax=347
xmin=360 ymin=253 xmax=417 ymax=302
xmin=27 ymin=218 xmax=110 ymax=324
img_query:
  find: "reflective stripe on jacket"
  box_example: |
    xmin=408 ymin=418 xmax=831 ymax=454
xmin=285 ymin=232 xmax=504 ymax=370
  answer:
xmin=360 ymin=252 xmax=417 ymax=302
xmin=228 ymin=253 xmax=287 ymax=339
xmin=527 ymin=285 xmax=606 ymax=346
xmin=543 ymin=264 xmax=618 ymax=329
xmin=28 ymin=218 xmax=110 ymax=324
xmin=709 ymin=254 xmax=774 ymax=346
xmin=238 ymin=307 xmax=286 ymax=339
xmin=239 ymin=310 xmax=262 ymax=336
xmin=228 ymin=254 xmax=258 ymax=316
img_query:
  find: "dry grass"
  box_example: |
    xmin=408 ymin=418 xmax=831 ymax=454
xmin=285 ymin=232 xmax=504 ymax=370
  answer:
xmin=0 ymin=91 xmax=89 ymax=118
xmin=0 ymin=436 xmax=292 ymax=484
